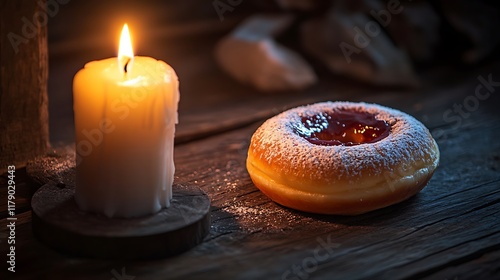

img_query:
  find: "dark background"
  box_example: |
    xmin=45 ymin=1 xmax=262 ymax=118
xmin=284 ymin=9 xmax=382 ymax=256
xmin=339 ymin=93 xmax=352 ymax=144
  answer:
xmin=47 ymin=0 xmax=500 ymax=145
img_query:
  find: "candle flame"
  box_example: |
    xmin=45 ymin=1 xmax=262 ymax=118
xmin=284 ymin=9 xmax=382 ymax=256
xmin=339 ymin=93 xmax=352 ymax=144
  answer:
xmin=118 ymin=24 xmax=134 ymax=73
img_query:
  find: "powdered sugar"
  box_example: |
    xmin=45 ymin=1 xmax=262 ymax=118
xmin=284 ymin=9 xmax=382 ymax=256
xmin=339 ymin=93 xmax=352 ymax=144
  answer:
xmin=250 ymin=101 xmax=437 ymax=185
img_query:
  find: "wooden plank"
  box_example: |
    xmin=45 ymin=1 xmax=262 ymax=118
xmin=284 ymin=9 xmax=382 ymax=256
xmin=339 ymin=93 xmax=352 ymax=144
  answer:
xmin=3 ymin=33 xmax=500 ymax=279
xmin=423 ymin=250 xmax=500 ymax=280
xmin=0 ymin=0 xmax=49 ymax=172
xmin=3 ymin=94 xmax=499 ymax=279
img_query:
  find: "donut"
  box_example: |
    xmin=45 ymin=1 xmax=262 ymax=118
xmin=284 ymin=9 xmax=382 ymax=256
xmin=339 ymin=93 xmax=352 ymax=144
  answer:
xmin=246 ymin=101 xmax=439 ymax=215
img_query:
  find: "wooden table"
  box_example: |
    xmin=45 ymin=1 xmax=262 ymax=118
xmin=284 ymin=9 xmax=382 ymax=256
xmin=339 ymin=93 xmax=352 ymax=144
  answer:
xmin=2 ymin=2 xmax=500 ymax=279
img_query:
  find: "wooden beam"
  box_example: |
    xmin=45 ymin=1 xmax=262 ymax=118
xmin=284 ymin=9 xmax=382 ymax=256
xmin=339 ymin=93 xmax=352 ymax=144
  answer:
xmin=0 ymin=0 xmax=49 ymax=172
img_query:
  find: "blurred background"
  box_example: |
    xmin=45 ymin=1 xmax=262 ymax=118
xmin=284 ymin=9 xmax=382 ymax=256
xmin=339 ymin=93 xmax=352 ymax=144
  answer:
xmin=47 ymin=0 xmax=500 ymax=144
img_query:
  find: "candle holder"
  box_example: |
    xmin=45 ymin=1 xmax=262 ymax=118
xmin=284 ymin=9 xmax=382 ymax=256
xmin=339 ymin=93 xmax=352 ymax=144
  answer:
xmin=28 ymin=147 xmax=211 ymax=259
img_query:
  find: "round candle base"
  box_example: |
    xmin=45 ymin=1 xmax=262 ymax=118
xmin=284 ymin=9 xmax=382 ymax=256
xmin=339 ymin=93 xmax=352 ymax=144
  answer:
xmin=31 ymin=182 xmax=210 ymax=259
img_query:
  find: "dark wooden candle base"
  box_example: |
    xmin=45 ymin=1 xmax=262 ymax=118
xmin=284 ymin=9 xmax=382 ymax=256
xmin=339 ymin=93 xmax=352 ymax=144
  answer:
xmin=29 ymin=152 xmax=210 ymax=259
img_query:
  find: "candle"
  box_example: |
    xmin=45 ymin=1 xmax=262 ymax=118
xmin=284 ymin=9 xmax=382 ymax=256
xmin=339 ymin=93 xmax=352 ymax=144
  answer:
xmin=73 ymin=24 xmax=180 ymax=218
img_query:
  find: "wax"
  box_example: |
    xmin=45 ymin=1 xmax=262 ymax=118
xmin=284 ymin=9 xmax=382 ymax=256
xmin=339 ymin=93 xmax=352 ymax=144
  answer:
xmin=73 ymin=55 xmax=179 ymax=218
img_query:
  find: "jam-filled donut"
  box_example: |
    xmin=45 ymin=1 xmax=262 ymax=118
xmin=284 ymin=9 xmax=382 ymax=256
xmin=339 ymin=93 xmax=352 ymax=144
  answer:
xmin=246 ymin=101 xmax=439 ymax=215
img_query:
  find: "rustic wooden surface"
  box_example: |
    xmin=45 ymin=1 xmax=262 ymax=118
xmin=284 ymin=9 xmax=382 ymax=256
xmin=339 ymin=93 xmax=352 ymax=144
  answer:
xmin=1 ymin=1 xmax=500 ymax=279
xmin=0 ymin=0 xmax=49 ymax=172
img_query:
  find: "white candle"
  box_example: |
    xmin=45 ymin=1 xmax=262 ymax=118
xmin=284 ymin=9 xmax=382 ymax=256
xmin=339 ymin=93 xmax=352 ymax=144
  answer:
xmin=73 ymin=24 xmax=180 ymax=218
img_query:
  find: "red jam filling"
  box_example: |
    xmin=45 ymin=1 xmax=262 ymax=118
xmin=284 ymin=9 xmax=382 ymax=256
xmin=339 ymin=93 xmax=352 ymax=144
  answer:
xmin=294 ymin=110 xmax=390 ymax=146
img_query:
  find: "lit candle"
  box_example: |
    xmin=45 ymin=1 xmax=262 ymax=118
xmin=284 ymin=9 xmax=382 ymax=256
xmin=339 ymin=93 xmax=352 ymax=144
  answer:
xmin=73 ymin=24 xmax=180 ymax=218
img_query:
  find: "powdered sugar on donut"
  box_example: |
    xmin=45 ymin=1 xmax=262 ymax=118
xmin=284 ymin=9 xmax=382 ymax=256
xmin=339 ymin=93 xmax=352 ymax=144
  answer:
xmin=250 ymin=101 xmax=438 ymax=187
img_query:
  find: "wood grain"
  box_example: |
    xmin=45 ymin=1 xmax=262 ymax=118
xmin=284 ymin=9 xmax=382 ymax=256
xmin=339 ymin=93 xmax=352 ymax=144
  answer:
xmin=0 ymin=0 xmax=49 ymax=172
xmin=3 ymin=77 xmax=499 ymax=278
xmin=1 ymin=1 xmax=500 ymax=277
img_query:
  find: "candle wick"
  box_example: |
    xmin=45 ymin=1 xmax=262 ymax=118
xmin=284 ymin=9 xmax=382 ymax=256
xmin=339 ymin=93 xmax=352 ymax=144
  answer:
xmin=124 ymin=57 xmax=131 ymax=74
